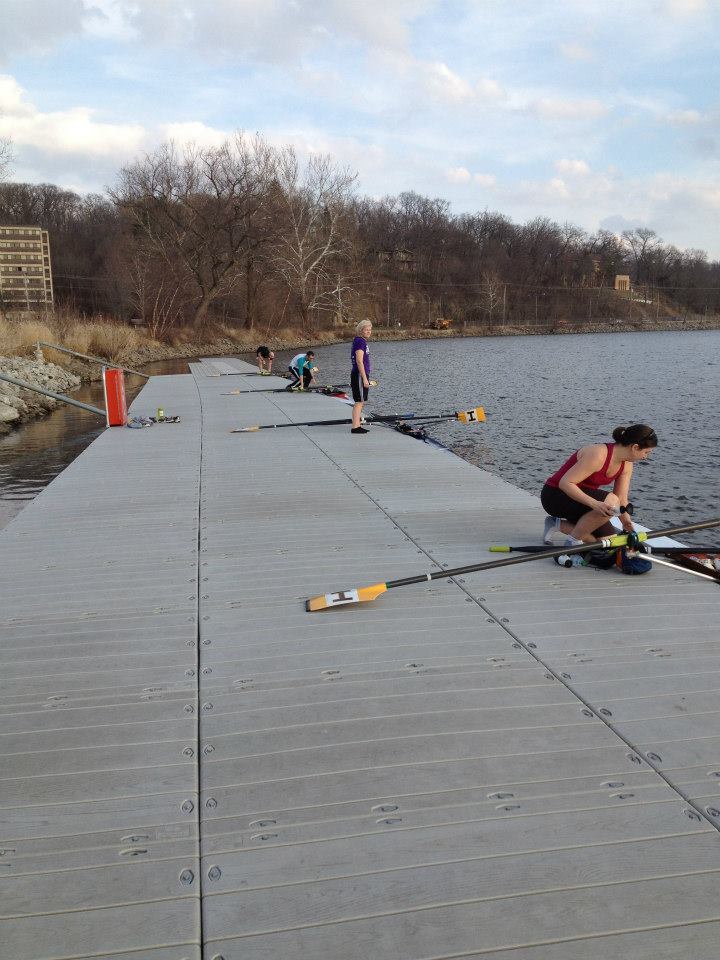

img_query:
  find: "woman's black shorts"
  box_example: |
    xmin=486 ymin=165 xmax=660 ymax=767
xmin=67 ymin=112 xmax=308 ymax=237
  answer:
xmin=541 ymin=484 xmax=614 ymax=536
xmin=351 ymin=369 xmax=369 ymax=402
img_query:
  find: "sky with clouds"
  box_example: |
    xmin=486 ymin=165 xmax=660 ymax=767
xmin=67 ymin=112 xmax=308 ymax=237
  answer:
xmin=2 ymin=0 xmax=720 ymax=255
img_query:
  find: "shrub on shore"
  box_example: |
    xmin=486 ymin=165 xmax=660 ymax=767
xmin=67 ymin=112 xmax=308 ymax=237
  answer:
xmin=0 ymin=312 xmax=147 ymax=365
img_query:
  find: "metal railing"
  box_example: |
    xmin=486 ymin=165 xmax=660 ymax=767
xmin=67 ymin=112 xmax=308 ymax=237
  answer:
xmin=0 ymin=372 xmax=106 ymax=418
xmin=36 ymin=341 xmax=149 ymax=379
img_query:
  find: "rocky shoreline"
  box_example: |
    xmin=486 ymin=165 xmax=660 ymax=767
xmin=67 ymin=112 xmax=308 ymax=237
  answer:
xmin=0 ymin=356 xmax=81 ymax=434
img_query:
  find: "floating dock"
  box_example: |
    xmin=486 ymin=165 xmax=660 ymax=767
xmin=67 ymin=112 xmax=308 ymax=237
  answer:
xmin=2 ymin=357 xmax=720 ymax=959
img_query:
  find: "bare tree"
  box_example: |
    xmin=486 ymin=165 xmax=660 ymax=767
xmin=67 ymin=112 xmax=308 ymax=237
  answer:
xmin=270 ymin=148 xmax=357 ymax=330
xmin=621 ymin=228 xmax=662 ymax=284
xmin=479 ymin=270 xmax=504 ymax=325
xmin=0 ymin=135 xmax=12 ymax=182
xmin=112 ymin=133 xmax=278 ymax=327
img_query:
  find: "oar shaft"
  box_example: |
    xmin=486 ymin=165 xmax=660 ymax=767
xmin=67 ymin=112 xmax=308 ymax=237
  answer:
xmin=386 ymin=519 xmax=720 ymax=589
xmin=643 ymin=554 xmax=720 ymax=582
xmin=236 ymin=417 xmax=353 ymax=431
xmin=370 ymin=413 xmax=453 ymax=423
xmin=491 ymin=544 xmax=720 ymax=555
xmin=232 ymin=384 xmax=350 ymax=394
xmin=236 ymin=412 xmax=449 ymax=431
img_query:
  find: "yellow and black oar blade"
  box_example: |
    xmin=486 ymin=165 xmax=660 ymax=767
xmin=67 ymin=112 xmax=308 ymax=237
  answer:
xmin=306 ymin=583 xmax=387 ymax=612
xmin=374 ymin=405 xmax=486 ymax=425
xmin=456 ymin=406 xmax=485 ymax=423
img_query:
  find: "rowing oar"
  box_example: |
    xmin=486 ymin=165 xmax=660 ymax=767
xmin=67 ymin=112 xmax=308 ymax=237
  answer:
xmin=305 ymin=518 xmax=720 ymax=611
xmin=641 ymin=553 xmax=720 ymax=583
xmin=232 ymin=405 xmax=485 ymax=433
xmin=489 ymin=544 xmax=720 ymax=555
xmin=224 ymin=381 xmax=368 ymax=395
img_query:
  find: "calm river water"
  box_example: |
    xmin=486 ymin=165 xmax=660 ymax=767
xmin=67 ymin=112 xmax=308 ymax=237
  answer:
xmin=2 ymin=331 xmax=718 ymax=542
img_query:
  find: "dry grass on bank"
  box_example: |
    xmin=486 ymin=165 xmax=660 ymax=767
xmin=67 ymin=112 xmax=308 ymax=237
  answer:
xmin=0 ymin=312 xmax=146 ymax=362
xmin=0 ymin=311 xmax=305 ymax=368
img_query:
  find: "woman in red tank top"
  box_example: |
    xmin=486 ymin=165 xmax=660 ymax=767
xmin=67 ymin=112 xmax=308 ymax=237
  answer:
xmin=541 ymin=424 xmax=658 ymax=544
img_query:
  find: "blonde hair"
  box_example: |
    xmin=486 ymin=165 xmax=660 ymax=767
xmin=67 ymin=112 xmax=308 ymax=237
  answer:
xmin=355 ymin=319 xmax=372 ymax=334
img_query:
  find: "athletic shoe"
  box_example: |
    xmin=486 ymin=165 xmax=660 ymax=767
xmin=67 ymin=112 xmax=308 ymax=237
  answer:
xmin=351 ymin=426 xmax=368 ymax=434
xmin=543 ymin=516 xmax=565 ymax=544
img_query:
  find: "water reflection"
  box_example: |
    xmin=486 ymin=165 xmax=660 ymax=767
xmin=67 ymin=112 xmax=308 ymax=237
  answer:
xmin=0 ymin=358 xmax=189 ymax=530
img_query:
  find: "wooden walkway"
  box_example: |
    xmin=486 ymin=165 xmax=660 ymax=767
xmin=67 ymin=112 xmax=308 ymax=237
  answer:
xmin=2 ymin=358 xmax=720 ymax=959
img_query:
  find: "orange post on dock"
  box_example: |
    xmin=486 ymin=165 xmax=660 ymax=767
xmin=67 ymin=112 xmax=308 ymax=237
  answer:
xmin=102 ymin=367 xmax=127 ymax=426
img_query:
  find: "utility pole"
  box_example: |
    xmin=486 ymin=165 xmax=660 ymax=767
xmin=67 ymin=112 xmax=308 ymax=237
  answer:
xmin=386 ymin=285 xmax=390 ymax=327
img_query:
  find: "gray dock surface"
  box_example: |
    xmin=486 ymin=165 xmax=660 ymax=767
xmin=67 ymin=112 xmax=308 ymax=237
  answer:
xmin=2 ymin=357 xmax=720 ymax=959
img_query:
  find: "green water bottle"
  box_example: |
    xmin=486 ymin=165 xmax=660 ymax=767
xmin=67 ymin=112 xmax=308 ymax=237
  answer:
xmin=157 ymin=407 xmax=164 ymax=421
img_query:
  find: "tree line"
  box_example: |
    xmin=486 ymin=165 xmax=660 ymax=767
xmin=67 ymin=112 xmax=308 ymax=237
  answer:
xmin=1 ymin=131 xmax=719 ymax=336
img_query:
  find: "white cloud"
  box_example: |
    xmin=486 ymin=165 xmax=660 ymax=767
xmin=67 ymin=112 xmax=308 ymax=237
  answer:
xmin=446 ymin=168 xmax=496 ymax=187
xmin=559 ymin=42 xmax=595 ymax=61
xmin=556 ymin=158 xmax=591 ymax=175
xmin=475 ymin=78 xmax=504 ymax=101
xmin=662 ymin=0 xmax=709 ymax=16
xmin=531 ymin=97 xmax=609 ymax=121
xmin=666 ymin=109 xmax=702 ymax=125
xmin=473 ymin=173 xmax=496 ymax=187
xmin=160 ymin=121 xmax=230 ymax=149
xmin=447 ymin=166 xmax=471 ymax=183
xmin=0 ymin=0 xmax=438 ymax=68
xmin=0 ymin=0 xmax=91 ymax=66
xmin=548 ymin=177 xmax=570 ymax=198
xmin=492 ymin=167 xmax=720 ymax=256
xmin=121 ymin=0 xmax=436 ymax=63
xmin=0 ymin=74 xmax=145 ymax=158
xmin=265 ymin=126 xmax=386 ymax=178
xmin=422 ymin=62 xmax=474 ymax=103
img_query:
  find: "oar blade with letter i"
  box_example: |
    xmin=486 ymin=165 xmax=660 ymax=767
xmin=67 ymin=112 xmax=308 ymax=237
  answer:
xmin=457 ymin=406 xmax=486 ymax=423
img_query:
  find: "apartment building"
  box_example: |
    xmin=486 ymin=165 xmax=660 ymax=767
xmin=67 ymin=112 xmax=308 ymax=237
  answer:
xmin=0 ymin=225 xmax=54 ymax=310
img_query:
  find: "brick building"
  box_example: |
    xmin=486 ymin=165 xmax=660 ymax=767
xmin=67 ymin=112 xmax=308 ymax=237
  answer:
xmin=0 ymin=225 xmax=54 ymax=310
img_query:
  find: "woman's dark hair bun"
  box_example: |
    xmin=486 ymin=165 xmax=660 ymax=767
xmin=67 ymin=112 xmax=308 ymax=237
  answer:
xmin=613 ymin=424 xmax=658 ymax=448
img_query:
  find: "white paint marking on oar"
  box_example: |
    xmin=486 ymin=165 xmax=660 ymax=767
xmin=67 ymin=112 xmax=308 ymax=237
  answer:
xmin=642 ymin=553 xmax=720 ymax=582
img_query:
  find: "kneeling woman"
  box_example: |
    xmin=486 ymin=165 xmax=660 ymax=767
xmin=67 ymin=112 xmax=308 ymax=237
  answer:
xmin=541 ymin=424 xmax=658 ymax=562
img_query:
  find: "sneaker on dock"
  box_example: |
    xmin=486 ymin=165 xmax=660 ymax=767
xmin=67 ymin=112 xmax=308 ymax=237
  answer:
xmin=543 ymin=516 xmax=565 ymax=545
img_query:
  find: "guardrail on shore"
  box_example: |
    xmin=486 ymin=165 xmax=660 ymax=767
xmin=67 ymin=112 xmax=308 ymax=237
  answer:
xmin=0 ymin=371 xmax=106 ymax=418
xmin=36 ymin=341 xmax=149 ymax=380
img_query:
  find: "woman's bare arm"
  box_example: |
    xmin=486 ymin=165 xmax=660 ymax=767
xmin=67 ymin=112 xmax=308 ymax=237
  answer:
xmin=559 ymin=445 xmax=615 ymax=516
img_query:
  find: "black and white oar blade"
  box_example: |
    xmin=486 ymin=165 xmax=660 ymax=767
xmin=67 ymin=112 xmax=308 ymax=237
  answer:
xmin=306 ymin=583 xmax=388 ymax=612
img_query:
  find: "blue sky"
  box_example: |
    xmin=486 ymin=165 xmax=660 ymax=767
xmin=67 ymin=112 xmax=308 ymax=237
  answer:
xmin=2 ymin=0 xmax=720 ymax=256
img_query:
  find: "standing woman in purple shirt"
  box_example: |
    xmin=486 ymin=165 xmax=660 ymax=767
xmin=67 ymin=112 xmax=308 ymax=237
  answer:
xmin=350 ymin=320 xmax=372 ymax=434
